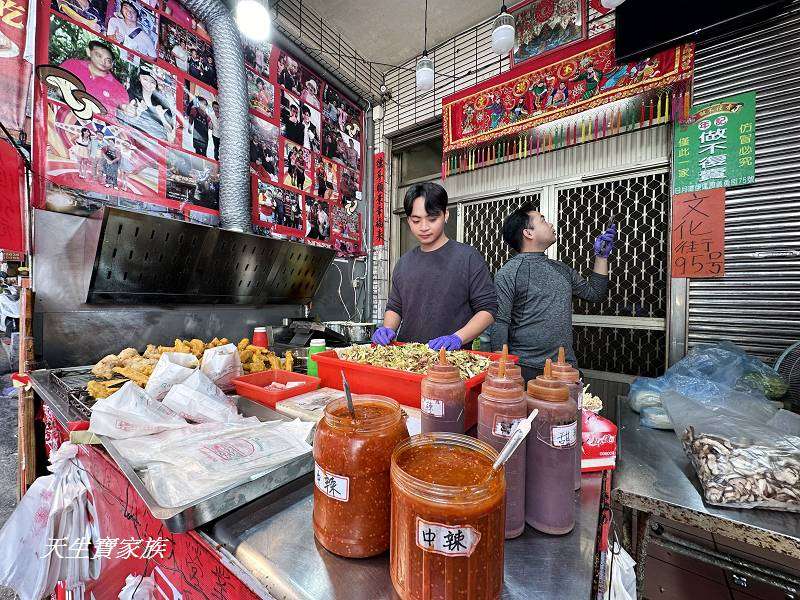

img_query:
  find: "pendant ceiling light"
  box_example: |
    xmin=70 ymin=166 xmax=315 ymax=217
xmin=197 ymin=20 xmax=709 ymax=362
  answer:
xmin=491 ymin=4 xmax=515 ymax=55
xmin=236 ymin=0 xmax=271 ymax=41
xmin=416 ymin=0 xmax=435 ymax=92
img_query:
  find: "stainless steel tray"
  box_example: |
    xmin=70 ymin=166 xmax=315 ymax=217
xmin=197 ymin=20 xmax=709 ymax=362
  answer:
xmin=99 ymin=397 xmax=314 ymax=533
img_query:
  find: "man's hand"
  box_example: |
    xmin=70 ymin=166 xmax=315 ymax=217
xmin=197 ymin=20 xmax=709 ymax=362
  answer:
xmin=371 ymin=326 xmax=396 ymax=346
xmin=428 ymin=334 xmax=463 ymax=351
xmin=593 ymin=224 xmax=617 ymax=258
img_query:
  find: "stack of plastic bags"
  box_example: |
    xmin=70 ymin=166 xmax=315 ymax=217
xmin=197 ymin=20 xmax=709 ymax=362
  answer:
xmin=629 ymin=342 xmax=789 ymax=430
xmin=88 ymin=356 xmax=314 ymax=509
xmin=0 ymin=443 xmax=101 ymax=600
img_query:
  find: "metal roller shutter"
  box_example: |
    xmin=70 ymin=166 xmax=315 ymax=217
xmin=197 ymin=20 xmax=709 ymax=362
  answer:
xmin=687 ymin=2 xmax=800 ymax=363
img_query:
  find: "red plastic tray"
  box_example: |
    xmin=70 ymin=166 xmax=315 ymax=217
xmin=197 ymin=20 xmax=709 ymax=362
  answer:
xmin=311 ymin=347 xmax=518 ymax=430
xmin=232 ymin=370 xmax=321 ymax=408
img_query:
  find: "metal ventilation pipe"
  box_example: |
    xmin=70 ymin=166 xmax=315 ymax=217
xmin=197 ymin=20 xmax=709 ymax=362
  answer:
xmin=181 ymin=0 xmax=251 ymax=231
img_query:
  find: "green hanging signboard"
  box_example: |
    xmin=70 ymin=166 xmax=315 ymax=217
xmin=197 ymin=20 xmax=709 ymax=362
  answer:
xmin=672 ymin=91 xmax=756 ymax=194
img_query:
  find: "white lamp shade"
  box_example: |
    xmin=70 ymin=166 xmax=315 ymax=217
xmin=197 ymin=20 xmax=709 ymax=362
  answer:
xmin=600 ymin=0 xmax=626 ymax=8
xmin=372 ymin=104 xmax=384 ymax=121
xmin=491 ymin=13 xmax=515 ymax=55
xmin=236 ymin=0 xmax=271 ymax=41
xmin=416 ymin=57 xmax=434 ymax=92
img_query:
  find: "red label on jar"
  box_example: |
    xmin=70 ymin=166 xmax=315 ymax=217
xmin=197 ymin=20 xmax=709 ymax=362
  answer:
xmin=314 ymin=463 xmax=350 ymax=502
xmin=415 ymin=517 xmax=481 ymax=557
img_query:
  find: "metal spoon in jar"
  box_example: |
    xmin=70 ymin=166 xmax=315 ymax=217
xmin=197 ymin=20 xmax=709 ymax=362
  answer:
xmin=341 ymin=371 xmax=356 ymax=419
xmin=491 ymin=409 xmax=539 ymax=471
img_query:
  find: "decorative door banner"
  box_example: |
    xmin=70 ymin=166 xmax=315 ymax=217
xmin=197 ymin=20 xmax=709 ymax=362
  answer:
xmin=442 ymin=30 xmax=695 ymax=154
xmin=672 ymin=91 xmax=756 ymax=195
xmin=0 ymin=139 xmax=25 ymax=253
xmin=372 ymin=151 xmax=386 ymax=247
xmin=671 ymin=188 xmax=725 ymax=278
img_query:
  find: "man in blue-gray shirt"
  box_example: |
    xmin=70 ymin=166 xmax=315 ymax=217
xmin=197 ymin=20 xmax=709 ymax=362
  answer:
xmin=492 ymin=204 xmax=616 ymax=381
xmin=372 ymin=183 xmax=497 ymax=350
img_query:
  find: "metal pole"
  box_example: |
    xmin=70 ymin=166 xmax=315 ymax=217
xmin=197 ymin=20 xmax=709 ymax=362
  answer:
xmin=363 ymin=105 xmax=374 ymax=321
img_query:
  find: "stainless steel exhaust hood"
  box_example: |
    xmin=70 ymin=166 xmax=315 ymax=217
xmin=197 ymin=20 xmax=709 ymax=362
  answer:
xmin=86 ymin=208 xmax=334 ymax=305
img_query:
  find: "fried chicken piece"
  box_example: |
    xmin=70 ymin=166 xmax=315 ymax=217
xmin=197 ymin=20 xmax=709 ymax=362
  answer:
xmin=112 ymin=366 xmax=150 ymax=387
xmin=143 ymin=344 xmax=162 ymax=360
xmin=250 ymin=355 xmax=267 ymax=373
xmin=219 ymin=338 xmax=229 ymax=345
xmin=239 ymin=349 xmax=254 ymax=364
xmin=125 ymin=357 xmax=157 ymax=376
xmin=92 ymin=354 xmax=120 ymax=379
xmin=173 ymin=339 xmax=192 ymax=354
xmin=237 ymin=338 xmax=250 ymax=352
xmin=205 ymin=337 xmax=221 ymax=349
xmin=188 ymin=339 xmax=205 ymax=357
xmin=117 ymin=348 xmax=140 ymax=361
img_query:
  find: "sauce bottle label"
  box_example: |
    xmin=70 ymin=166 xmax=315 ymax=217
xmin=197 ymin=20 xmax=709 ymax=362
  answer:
xmin=551 ymin=421 xmax=578 ymax=448
xmin=492 ymin=415 xmax=522 ymax=438
xmin=421 ymin=397 xmax=444 ymax=418
xmin=415 ymin=517 xmax=481 ymax=557
xmin=314 ymin=463 xmax=349 ymax=502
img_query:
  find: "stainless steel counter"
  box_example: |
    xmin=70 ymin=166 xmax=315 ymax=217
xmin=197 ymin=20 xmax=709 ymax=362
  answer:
xmin=612 ymin=397 xmax=800 ymax=558
xmin=209 ymin=472 xmax=605 ymax=600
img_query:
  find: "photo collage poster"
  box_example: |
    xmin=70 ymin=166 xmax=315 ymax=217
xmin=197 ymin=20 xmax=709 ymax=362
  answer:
xmin=36 ymin=0 xmax=366 ymax=254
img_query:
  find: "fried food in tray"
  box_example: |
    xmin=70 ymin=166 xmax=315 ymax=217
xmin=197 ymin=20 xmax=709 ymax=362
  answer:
xmin=88 ymin=337 xmax=297 ymax=398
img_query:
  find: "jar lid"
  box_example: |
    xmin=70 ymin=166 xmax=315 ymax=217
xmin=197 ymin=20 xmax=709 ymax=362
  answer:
xmin=551 ymin=347 xmax=580 ymax=383
xmin=526 ymin=359 xmax=569 ymax=402
xmin=254 ymin=326 xmax=267 ymax=332
xmin=426 ymin=348 xmax=461 ymax=382
xmin=310 ymin=338 xmax=326 ymax=347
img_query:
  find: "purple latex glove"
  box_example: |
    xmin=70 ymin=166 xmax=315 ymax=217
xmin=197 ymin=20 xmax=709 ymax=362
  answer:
xmin=371 ymin=326 xmax=396 ymax=346
xmin=428 ymin=334 xmax=463 ymax=351
xmin=593 ymin=224 xmax=617 ymax=258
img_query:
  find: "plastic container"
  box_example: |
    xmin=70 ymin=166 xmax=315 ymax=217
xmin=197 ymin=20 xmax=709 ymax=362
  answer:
xmin=525 ymin=359 xmax=577 ymax=535
xmin=306 ymin=339 xmax=327 ymax=377
xmin=312 ymin=347 xmax=518 ymax=430
xmin=420 ymin=348 xmax=466 ymax=434
xmin=231 ymin=370 xmax=320 ymax=408
xmin=252 ymin=327 xmax=269 ymax=348
xmin=551 ymin=347 xmax=583 ymax=491
xmin=313 ymin=395 xmax=409 ymax=557
xmin=485 ymin=360 xmax=524 ymax=390
xmin=477 ymin=362 xmax=527 ymax=539
xmin=390 ymin=433 xmax=505 ymax=600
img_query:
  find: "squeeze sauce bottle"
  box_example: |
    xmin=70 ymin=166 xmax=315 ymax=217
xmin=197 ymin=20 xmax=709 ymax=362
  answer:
xmin=551 ymin=347 xmax=583 ymax=491
xmin=420 ymin=348 xmax=466 ymax=434
xmin=485 ymin=344 xmax=524 ymax=390
xmin=478 ymin=358 xmax=527 ymax=538
xmin=525 ymin=359 xmax=578 ymax=535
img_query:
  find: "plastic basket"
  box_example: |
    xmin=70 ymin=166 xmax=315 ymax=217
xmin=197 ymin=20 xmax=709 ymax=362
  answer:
xmin=232 ymin=370 xmax=321 ymax=408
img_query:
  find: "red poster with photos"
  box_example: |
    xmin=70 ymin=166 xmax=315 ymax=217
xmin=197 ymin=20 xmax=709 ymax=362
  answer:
xmin=34 ymin=0 xmax=365 ymax=253
xmin=671 ymin=188 xmax=725 ymax=278
xmin=0 ymin=140 xmax=25 ymax=253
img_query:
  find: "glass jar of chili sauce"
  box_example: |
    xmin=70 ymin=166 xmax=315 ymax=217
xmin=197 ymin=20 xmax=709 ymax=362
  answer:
xmin=390 ymin=433 xmax=505 ymax=600
xmin=551 ymin=346 xmax=583 ymax=491
xmin=478 ymin=360 xmax=527 ymax=539
xmin=420 ymin=348 xmax=466 ymax=434
xmin=313 ymin=394 xmax=409 ymax=558
xmin=525 ymin=359 xmax=577 ymax=535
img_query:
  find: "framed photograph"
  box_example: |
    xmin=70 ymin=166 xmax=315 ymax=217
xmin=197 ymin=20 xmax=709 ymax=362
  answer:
xmin=242 ymin=39 xmax=271 ymax=78
xmin=282 ymin=139 xmax=313 ymax=193
xmin=105 ymin=0 xmax=159 ymax=58
xmin=182 ymin=81 xmax=218 ymax=159
xmin=249 ymin=114 xmax=279 ymax=182
xmin=315 ymin=157 xmax=339 ymax=202
xmin=165 ymin=147 xmax=220 ymax=209
xmin=159 ymin=17 xmax=217 ymax=86
xmin=279 ymin=89 xmax=303 ymax=145
xmin=160 ymin=0 xmax=209 ymax=40
xmin=114 ymin=61 xmax=179 ymax=144
xmin=274 ymin=188 xmax=304 ymax=235
xmin=252 ymin=175 xmax=283 ymax=227
xmin=509 ymin=0 xmax=587 ymax=66
xmin=322 ymin=84 xmax=361 ymax=140
xmin=51 ymin=0 xmax=109 ymax=34
xmin=305 ymin=196 xmax=331 ymax=244
xmin=247 ymin=67 xmax=274 ymax=119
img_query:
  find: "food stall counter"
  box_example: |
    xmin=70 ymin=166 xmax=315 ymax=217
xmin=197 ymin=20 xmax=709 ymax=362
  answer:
xmin=209 ymin=471 xmax=608 ymax=600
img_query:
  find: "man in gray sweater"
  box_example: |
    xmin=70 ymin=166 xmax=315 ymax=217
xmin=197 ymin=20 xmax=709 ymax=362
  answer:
xmin=491 ymin=204 xmax=616 ymax=381
xmin=372 ymin=182 xmax=497 ymax=350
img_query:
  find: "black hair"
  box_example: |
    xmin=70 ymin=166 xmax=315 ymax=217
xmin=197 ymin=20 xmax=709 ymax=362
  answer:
xmin=87 ymin=40 xmax=114 ymax=55
xmin=301 ymin=105 xmax=311 ymax=117
xmin=502 ymin=203 xmax=537 ymax=252
xmin=403 ymin=182 xmax=448 ymax=217
xmin=120 ymin=0 xmax=139 ymax=18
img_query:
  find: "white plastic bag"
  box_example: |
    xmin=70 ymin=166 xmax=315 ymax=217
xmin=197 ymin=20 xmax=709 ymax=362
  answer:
xmin=0 ymin=443 xmax=100 ymax=600
xmin=162 ymin=383 xmax=239 ymax=424
xmin=604 ymin=542 xmax=637 ymax=600
xmin=182 ymin=369 xmax=232 ymax=404
xmin=90 ymin=382 xmax=188 ymax=440
xmin=139 ymin=419 xmax=314 ymax=507
xmin=200 ymin=344 xmax=243 ymax=392
xmin=144 ymin=352 xmax=199 ymax=400
xmin=118 ymin=573 xmax=156 ymax=600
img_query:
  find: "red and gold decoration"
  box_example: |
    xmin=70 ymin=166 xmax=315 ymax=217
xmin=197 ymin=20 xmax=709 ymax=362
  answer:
xmin=372 ymin=151 xmax=386 ymax=247
xmin=441 ymin=30 xmax=694 ymax=177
